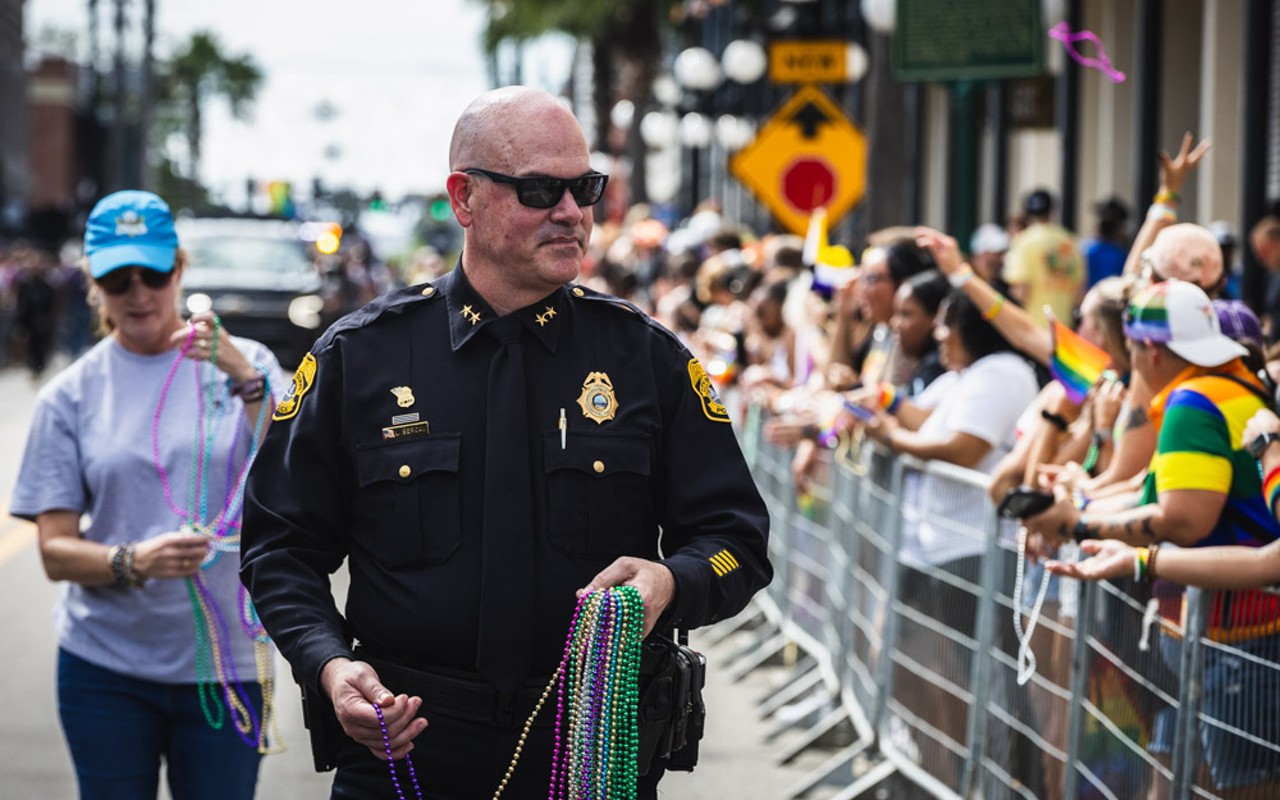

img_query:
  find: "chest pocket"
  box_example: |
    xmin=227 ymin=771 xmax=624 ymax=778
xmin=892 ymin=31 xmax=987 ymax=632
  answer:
xmin=544 ymin=431 xmax=652 ymax=558
xmin=354 ymin=433 xmax=461 ymax=569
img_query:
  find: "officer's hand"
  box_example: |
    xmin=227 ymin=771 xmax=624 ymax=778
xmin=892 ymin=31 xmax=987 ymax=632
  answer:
xmin=577 ymin=557 xmax=675 ymax=637
xmin=320 ymin=657 xmax=428 ymax=761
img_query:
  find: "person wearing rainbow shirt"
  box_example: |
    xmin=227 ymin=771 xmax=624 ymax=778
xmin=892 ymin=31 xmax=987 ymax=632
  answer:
xmin=1023 ymin=279 xmax=1280 ymax=795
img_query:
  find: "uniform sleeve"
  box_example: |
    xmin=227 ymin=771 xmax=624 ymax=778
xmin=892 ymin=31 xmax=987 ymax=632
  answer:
xmin=651 ymin=338 xmax=772 ymax=630
xmin=240 ymin=342 xmax=355 ymax=689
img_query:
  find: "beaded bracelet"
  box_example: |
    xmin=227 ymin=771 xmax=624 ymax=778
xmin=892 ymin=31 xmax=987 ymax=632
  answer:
xmin=1146 ymin=543 xmax=1160 ymax=582
xmin=982 ymin=295 xmax=1006 ymax=321
xmin=111 ymin=542 xmax=144 ymax=588
xmin=109 ymin=544 xmax=130 ymax=587
xmin=122 ymin=542 xmax=145 ymax=587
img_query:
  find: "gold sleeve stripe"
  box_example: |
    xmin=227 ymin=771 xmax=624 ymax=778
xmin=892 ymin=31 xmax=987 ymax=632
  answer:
xmin=709 ymin=550 xmax=740 ymax=577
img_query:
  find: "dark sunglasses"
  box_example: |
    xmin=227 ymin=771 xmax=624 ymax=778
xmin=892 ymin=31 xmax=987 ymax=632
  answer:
xmin=96 ymin=266 xmax=174 ymax=296
xmin=463 ymin=168 xmax=608 ymax=209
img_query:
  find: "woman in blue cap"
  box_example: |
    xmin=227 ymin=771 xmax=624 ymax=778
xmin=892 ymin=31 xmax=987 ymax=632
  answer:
xmin=9 ymin=190 xmax=287 ymax=799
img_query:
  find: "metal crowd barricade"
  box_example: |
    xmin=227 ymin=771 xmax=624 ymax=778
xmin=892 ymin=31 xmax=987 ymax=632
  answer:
xmin=725 ymin=413 xmax=1280 ymax=799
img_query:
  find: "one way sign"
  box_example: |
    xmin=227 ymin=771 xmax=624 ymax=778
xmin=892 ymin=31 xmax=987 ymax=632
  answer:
xmin=729 ymin=85 xmax=867 ymax=237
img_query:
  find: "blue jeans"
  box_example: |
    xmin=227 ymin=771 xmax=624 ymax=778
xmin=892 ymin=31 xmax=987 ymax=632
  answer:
xmin=57 ymin=649 xmax=262 ymax=800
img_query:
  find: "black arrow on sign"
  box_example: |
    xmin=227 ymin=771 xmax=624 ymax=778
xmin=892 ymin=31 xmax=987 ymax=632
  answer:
xmin=789 ymin=101 xmax=832 ymax=139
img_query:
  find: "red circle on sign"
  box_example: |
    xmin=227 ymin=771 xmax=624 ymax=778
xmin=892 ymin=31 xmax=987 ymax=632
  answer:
xmin=782 ymin=158 xmax=836 ymax=211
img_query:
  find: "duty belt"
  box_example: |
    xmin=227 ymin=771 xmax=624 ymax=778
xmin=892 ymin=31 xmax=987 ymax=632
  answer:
xmin=355 ymin=648 xmax=554 ymax=729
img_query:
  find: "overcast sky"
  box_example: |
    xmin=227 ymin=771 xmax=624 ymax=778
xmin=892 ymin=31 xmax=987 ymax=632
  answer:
xmin=26 ymin=0 xmax=574 ymax=203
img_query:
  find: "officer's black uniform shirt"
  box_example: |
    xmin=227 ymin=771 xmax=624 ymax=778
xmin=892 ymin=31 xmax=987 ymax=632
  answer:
xmin=241 ymin=265 xmax=772 ymax=690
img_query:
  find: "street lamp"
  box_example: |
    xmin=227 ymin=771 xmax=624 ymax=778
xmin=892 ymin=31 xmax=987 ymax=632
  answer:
xmin=673 ymin=39 xmax=768 ymax=217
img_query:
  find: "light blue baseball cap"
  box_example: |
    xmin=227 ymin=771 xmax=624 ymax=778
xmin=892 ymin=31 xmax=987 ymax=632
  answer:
xmin=84 ymin=190 xmax=179 ymax=279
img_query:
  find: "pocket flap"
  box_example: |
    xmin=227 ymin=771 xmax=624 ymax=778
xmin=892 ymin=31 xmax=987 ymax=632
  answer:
xmin=543 ymin=431 xmax=650 ymax=477
xmin=356 ymin=434 xmax=461 ymax=488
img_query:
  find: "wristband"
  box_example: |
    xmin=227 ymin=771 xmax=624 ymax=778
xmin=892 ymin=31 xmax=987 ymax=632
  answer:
xmin=1134 ymin=546 xmax=1149 ymax=582
xmin=1040 ymin=409 xmax=1069 ymax=432
xmin=982 ymin=294 xmax=1006 ymax=321
xmin=1072 ymin=517 xmax=1095 ymax=542
xmin=1153 ymin=190 xmax=1180 ymax=205
xmin=1146 ymin=203 xmax=1177 ymax=223
xmin=1146 ymin=543 xmax=1160 ymax=582
xmin=877 ymin=382 xmax=901 ymax=414
xmin=1264 ymin=465 xmax=1280 ymax=518
xmin=228 ymin=374 xmax=266 ymax=398
xmin=948 ymin=266 xmax=975 ymax=289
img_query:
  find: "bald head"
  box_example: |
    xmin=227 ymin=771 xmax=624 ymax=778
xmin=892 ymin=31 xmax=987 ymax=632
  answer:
xmin=449 ymin=86 xmax=585 ymax=172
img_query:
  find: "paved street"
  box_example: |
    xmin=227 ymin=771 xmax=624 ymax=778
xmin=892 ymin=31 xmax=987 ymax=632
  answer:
xmin=0 ymin=361 xmax=817 ymax=799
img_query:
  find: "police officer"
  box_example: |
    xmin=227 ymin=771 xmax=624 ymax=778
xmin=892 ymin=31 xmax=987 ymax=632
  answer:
xmin=240 ymin=86 xmax=771 ymax=799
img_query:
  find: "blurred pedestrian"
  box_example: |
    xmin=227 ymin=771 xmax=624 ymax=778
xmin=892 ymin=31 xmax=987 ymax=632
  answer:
xmin=13 ymin=248 xmax=58 ymax=380
xmin=9 ymin=190 xmax=287 ymax=799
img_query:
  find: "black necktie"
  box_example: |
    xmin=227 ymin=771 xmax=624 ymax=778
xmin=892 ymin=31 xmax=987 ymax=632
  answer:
xmin=477 ymin=315 xmax=536 ymax=697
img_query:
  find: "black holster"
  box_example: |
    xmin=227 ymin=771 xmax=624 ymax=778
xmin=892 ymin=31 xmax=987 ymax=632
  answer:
xmin=300 ymin=681 xmax=345 ymax=773
xmin=636 ymin=631 xmax=707 ymax=775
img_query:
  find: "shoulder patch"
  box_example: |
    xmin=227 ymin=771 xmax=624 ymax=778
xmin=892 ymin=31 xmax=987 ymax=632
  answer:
xmin=688 ymin=357 xmax=731 ymax=423
xmin=273 ymin=353 xmax=317 ymax=422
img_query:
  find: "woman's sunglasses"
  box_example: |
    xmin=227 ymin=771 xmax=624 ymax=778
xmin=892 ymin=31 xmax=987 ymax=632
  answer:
xmin=463 ymin=168 xmax=608 ymax=209
xmin=96 ymin=266 xmax=174 ymax=296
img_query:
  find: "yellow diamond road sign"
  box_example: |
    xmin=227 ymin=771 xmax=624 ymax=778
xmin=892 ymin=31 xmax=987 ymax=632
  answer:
xmin=729 ymin=85 xmax=866 ymax=237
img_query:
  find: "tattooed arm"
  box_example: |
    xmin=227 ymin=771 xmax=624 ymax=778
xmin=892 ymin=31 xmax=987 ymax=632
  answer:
xmin=1022 ymin=486 xmax=1225 ymax=548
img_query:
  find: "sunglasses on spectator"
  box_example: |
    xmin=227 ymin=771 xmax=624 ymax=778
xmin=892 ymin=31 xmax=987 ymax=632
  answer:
xmin=96 ymin=266 xmax=174 ymax=296
xmin=462 ymin=168 xmax=609 ymax=209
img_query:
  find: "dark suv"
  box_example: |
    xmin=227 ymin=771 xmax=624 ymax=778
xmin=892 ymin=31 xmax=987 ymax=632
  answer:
xmin=176 ymin=217 xmax=326 ymax=369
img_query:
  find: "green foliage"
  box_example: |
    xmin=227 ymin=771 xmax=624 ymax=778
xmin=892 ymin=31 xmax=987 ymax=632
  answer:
xmin=475 ymin=0 xmax=673 ymax=54
xmin=168 ymin=32 xmax=263 ymax=120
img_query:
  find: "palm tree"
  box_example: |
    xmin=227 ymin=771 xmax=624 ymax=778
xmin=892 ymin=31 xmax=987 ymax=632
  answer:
xmin=476 ymin=0 xmax=673 ymax=204
xmin=165 ymin=32 xmax=262 ymax=186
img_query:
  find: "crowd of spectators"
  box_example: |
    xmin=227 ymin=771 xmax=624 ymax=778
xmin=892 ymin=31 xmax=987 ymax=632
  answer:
xmin=565 ymin=133 xmax=1280 ymax=795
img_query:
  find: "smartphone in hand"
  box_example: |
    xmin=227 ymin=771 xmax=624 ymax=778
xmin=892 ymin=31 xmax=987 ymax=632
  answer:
xmin=996 ymin=486 xmax=1056 ymax=519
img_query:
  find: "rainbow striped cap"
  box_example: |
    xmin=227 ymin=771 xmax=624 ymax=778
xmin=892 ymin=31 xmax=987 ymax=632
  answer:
xmin=1123 ymin=279 xmax=1247 ymax=367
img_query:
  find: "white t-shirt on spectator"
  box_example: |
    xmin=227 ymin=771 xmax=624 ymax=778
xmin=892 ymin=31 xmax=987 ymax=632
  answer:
xmin=900 ymin=352 xmax=1039 ymax=569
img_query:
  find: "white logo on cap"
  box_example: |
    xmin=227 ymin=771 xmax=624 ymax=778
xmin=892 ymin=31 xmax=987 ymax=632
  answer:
xmin=115 ymin=211 xmax=149 ymax=238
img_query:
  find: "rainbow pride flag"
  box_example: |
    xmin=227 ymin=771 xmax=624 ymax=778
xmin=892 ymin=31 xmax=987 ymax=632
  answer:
xmin=1050 ymin=318 xmax=1110 ymax=403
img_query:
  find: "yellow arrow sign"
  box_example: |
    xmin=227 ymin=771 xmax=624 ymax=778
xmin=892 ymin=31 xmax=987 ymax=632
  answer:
xmin=729 ymin=85 xmax=867 ymax=236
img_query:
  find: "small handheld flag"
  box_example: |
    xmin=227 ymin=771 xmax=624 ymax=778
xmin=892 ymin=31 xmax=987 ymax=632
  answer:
xmin=1049 ymin=317 xmax=1110 ymax=404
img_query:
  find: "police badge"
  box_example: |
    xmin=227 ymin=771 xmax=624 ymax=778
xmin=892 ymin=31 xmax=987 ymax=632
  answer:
xmin=576 ymin=372 xmax=618 ymax=424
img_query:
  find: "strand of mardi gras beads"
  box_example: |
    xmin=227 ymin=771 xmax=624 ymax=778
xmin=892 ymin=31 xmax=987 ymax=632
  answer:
xmin=372 ymin=587 xmax=644 ymax=800
xmin=548 ymin=586 xmax=644 ymax=800
xmin=152 ymin=322 xmax=278 ymax=749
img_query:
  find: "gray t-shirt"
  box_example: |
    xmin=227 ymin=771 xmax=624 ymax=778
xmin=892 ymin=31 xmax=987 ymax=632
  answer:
xmin=12 ymin=334 xmax=286 ymax=684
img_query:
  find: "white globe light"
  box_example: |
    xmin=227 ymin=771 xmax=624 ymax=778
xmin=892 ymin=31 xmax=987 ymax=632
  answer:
xmin=610 ymin=99 xmax=635 ymax=130
xmin=846 ymin=43 xmax=869 ymax=83
xmin=679 ymin=112 xmax=713 ymax=148
xmin=714 ymin=115 xmax=755 ymax=151
xmin=722 ymin=40 xmax=768 ymax=84
xmin=860 ymin=0 xmax=896 ymax=33
xmin=639 ymin=111 xmax=679 ymax=149
xmin=673 ymin=47 xmax=721 ymax=91
xmin=652 ymin=74 xmax=680 ymax=107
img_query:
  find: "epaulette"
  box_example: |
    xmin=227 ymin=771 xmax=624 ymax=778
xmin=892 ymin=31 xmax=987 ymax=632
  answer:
xmin=566 ymin=283 xmax=688 ymax=351
xmin=313 ymin=281 xmax=441 ymax=350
